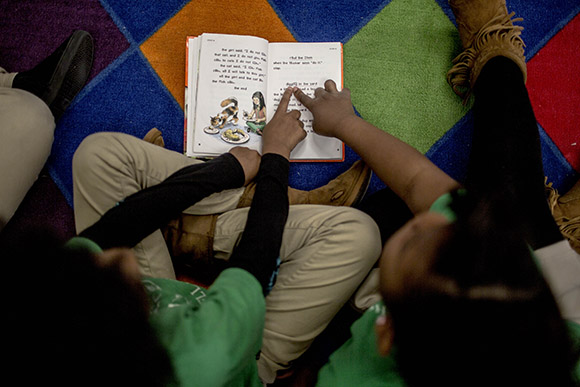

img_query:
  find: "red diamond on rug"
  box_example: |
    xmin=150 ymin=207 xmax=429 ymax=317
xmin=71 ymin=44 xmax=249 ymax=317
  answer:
xmin=527 ymin=12 xmax=580 ymax=172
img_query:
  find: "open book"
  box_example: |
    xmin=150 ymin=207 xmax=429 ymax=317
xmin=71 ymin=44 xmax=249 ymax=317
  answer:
xmin=184 ymin=33 xmax=344 ymax=161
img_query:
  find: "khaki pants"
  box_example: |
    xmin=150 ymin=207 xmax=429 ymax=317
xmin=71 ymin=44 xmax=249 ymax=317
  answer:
xmin=73 ymin=132 xmax=382 ymax=383
xmin=0 ymin=71 xmax=55 ymax=230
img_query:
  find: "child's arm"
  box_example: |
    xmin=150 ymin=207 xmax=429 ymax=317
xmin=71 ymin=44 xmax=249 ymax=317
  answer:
xmin=243 ymin=108 xmax=254 ymax=119
xmin=293 ymin=80 xmax=460 ymax=214
xmin=229 ymin=87 xmax=306 ymax=293
xmin=79 ymin=151 xmax=254 ymax=250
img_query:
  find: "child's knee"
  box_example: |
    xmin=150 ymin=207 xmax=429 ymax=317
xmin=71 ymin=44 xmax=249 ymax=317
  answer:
xmin=73 ymin=132 xmax=127 ymax=182
xmin=337 ymin=207 xmax=382 ymax=262
xmin=1 ymin=88 xmax=54 ymax=137
xmin=74 ymin=133 xmax=104 ymax=176
xmin=310 ymin=206 xmax=382 ymax=267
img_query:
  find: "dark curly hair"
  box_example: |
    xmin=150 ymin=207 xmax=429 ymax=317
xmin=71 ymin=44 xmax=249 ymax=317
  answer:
xmin=1 ymin=228 xmax=175 ymax=387
xmin=384 ymin=190 xmax=580 ymax=386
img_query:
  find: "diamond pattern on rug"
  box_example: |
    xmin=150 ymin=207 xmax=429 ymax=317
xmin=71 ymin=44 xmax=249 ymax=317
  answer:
xmin=509 ymin=0 xmax=580 ymax=58
xmin=0 ymin=0 xmax=128 ymax=82
xmin=47 ymin=49 xmax=184 ymax=204
xmin=2 ymin=0 xmax=576 ymax=203
xmin=538 ymin=124 xmax=579 ymax=193
xmin=426 ymin=110 xmax=474 ymax=184
xmin=434 ymin=0 xmax=580 ymax=60
xmin=101 ymin=0 xmax=190 ymax=44
xmin=426 ymin=111 xmax=578 ymax=191
xmin=268 ymin=0 xmax=392 ymax=43
xmin=528 ymin=11 xmax=580 ymax=173
xmin=344 ymin=0 xmax=470 ymax=154
xmin=141 ymin=0 xmax=295 ymax=108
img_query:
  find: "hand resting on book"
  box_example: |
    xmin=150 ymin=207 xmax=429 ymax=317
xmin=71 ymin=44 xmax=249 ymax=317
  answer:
xmin=293 ymin=79 xmax=356 ymax=139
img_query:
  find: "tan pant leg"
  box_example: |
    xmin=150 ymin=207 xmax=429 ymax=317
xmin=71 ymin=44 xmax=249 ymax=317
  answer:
xmin=0 ymin=88 xmax=55 ymax=230
xmin=213 ymin=205 xmax=382 ymax=383
xmin=72 ymin=132 xmax=244 ymax=278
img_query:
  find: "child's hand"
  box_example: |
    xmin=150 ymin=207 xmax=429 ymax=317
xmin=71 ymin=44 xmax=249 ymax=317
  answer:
xmin=293 ymin=80 xmax=356 ymax=139
xmin=229 ymin=146 xmax=261 ymax=185
xmin=262 ymin=87 xmax=307 ymax=159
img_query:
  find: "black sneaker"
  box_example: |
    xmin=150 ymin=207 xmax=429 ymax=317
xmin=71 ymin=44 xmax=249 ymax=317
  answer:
xmin=13 ymin=30 xmax=94 ymax=121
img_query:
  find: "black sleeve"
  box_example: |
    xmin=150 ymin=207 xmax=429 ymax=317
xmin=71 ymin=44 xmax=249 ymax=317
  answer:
xmin=79 ymin=153 xmax=245 ymax=249
xmin=228 ymin=153 xmax=290 ymax=294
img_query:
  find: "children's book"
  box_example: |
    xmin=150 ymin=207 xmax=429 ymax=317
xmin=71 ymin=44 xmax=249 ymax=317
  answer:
xmin=184 ymin=33 xmax=344 ymax=161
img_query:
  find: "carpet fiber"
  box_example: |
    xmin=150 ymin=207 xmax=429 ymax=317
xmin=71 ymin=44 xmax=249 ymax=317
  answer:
xmin=1 ymin=0 xmax=579 ymax=231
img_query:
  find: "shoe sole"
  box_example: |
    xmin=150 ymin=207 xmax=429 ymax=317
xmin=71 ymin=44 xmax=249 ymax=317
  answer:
xmin=42 ymin=30 xmax=94 ymax=120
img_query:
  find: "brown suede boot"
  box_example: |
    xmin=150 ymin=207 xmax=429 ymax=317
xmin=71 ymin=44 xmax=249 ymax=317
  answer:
xmin=447 ymin=0 xmax=526 ymax=101
xmin=162 ymin=214 xmax=219 ymax=262
xmin=143 ymin=127 xmax=165 ymax=147
xmin=236 ymin=160 xmax=372 ymax=208
xmin=546 ymin=179 xmax=580 ymax=254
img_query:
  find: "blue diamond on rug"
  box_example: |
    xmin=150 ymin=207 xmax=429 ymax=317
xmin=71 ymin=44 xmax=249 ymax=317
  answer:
xmin=101 ymin=0 xmax=190 ymax=44
xmin=269 ymin=0 xmax=392 ymax=42
xmin=47 ymin=48 xmax=185 ymax=205
xmin=288 ymin=144 xmax=384 ymax=194
xmin=426 ymin=110 xmax=474 ymax=184
xmin=510 ymin=0 xmax=580 ymax=58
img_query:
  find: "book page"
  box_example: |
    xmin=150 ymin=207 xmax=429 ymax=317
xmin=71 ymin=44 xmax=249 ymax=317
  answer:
xmin=192 ymin=33 xmax=269 ymax=156
xmin=266 ymin=42 xmax=343 ymax=160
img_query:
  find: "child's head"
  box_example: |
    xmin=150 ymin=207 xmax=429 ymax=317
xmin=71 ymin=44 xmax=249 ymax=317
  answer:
xmin=2 ymin=229 xmax=174 ymax=386
xmin=378 ymin=191 xmax=579 ymax=386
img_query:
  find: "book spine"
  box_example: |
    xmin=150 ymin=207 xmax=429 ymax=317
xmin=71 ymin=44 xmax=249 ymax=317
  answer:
xmin=183 ymin=37 xmax=190 ymax=155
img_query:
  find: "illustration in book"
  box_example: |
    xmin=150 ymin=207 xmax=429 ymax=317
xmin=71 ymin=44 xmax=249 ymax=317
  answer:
xmin=202 ymin=91 xmax=268 ymax=145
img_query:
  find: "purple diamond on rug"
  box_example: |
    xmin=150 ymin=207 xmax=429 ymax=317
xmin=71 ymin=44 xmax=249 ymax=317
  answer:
xmin=0 ymin=173 xmax=76 ymax=243
xmin=0 ymin=0 xmax=129 ymax=81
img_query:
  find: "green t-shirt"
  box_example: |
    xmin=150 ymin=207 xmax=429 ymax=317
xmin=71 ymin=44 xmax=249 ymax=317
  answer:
xmin=317 ymin=305 xmax=580 ymax=386
xmin=147 ymin=268 xmax=265 ymax=387
xmin=65 ymin=238 xmax=265 ymax=387
xmin=317 ymin=302 xmax=405 ymax=386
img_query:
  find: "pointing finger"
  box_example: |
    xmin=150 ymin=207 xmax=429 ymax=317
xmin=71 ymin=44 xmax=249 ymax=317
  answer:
xmin=275 ymin=87 xmax=293 ymax=116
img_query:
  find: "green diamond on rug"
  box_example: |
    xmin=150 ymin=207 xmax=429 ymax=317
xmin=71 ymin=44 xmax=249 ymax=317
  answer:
xmin=344 ymin=0 xmax=471 ymax=153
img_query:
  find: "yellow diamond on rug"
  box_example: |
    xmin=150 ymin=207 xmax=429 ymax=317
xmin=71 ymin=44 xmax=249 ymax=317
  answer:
xmin=141 ymin=0 xmax=296 ymax=108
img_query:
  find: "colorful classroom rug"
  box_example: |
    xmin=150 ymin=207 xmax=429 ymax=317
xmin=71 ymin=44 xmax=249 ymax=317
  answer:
xmin=1 ymin=0 xmax=579 ymax=210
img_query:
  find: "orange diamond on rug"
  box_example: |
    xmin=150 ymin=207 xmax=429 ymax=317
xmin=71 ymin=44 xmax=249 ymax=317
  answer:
xmin=141 ymin=0 xmax=296 ymax=108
